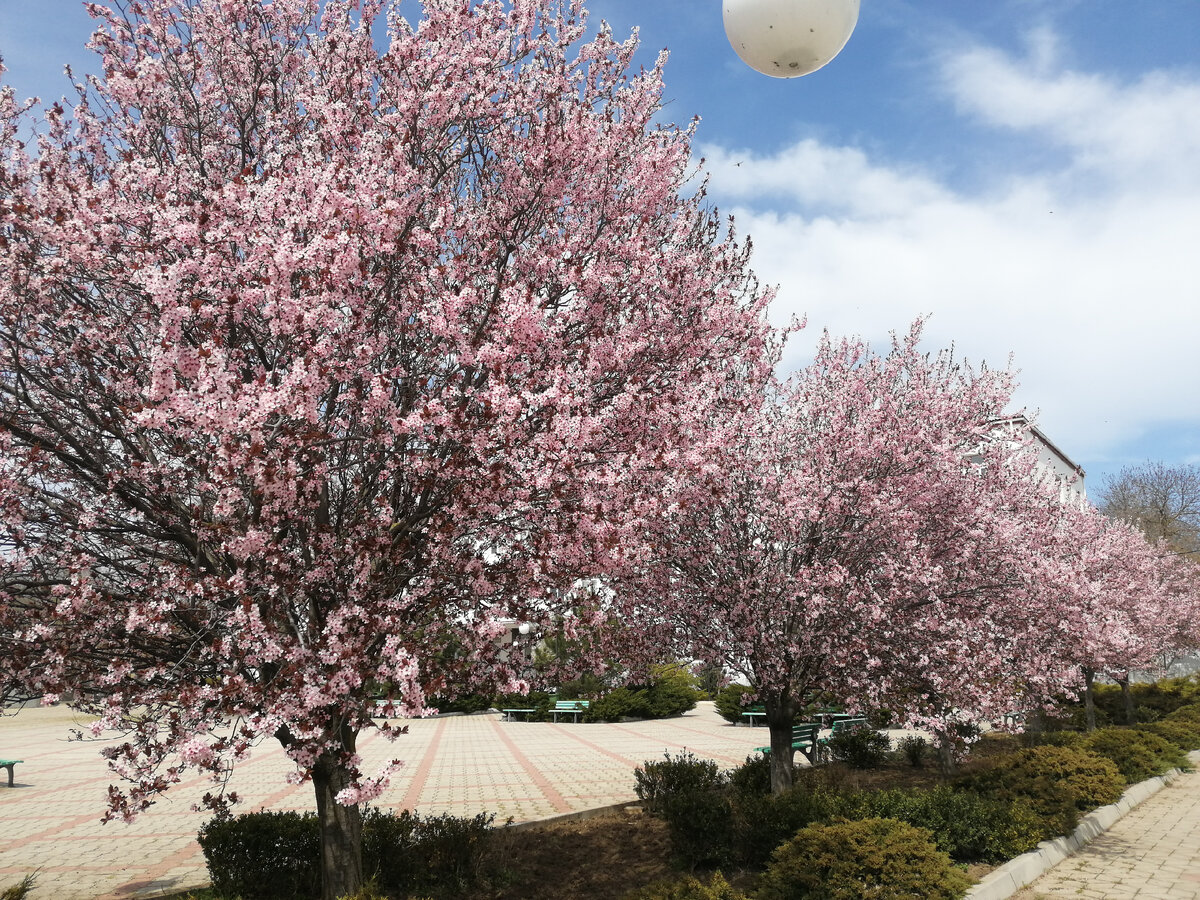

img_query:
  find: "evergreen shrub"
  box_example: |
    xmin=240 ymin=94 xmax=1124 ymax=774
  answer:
xmin=1080 ymin=727 xmax=1186 ymax=784
xmin=714 ymin=684 xmax=757 ymax=724
xmin=897 ymin=735 xmax=928 ymax=767
xmin=635 ymin=751 xmax=727 ymax=818
xmin=1139 ymin=718 xmax=1200 ymax=753
xmin=198 ymin=811 xmax=320 ymax=899
xmin=729 ymin=785 xmax=839 ymax=868
xmin=957 ymin=745 xmax=1124 ymax=838
xmin=198 ymin=808 xmax=494 ymax=899
xmin=624 ymin=872 xmax=749 ymax=900
xmin=832 ymin=786 xmax=1044 ymax=863
xmin=823 ymin=725 xmax=890 ymax=768
xmin=756 ymin=817 xmax=972 ymax=900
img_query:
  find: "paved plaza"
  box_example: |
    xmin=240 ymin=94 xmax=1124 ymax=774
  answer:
xmin=4 ymin=702 xmax=1200 ymax=899
xmin=1 ymin=701 xmax=790 ymax=899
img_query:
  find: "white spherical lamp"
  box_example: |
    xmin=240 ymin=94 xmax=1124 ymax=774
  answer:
xmin=723 ymin=0 xmax=860 ymax=78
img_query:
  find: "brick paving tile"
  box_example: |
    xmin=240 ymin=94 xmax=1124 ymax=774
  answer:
xmin=1015 ymin=759 xmax=1200 ymax=900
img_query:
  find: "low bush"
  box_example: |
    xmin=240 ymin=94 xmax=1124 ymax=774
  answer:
xmin=1018 ymin=730 xmax=1083 ymax=749
xmin=198 ymin=811 xmax=320 ymax=899
xmin=198 ymin=808 xmax=494 ymax=899
xmin=757 ymin=817 xmax=972 ymax=900
xmin=587 ymin=686 xmax=645 ymax=722
xmin=1139 ymin=718 xmax=1200 ymax=752
xmin=823 ymin=725 xmax=890 ymax=769
xmin=1080 ymin=727 xmax=1187 ymax=784
xmin=642 ymin=664 xmax=704 ymax=718
xmin=663 ymin=789 xmax=737 ymax=869
xmin=363 ymin=808 xmax=494 ymax=895
xmin=897 ymin=735 xmax=928 ymax=767
xmin=636 ymin=751 xmax=727 ymax=818
xmin=832 ymin=785 xmax=1044 ymax=863
xmin=625 ymin=872 xmax=749 ymax=900
xmin=729 ymin=785 xmax=840 ymax=868
xmin=1164 ymin=702 xmax=1200 ymax=725
xmin=727 ymin=753 xmax=773 ymax=797
xmin=957 ymin=745 xmax=1125 ymax=839
xmin=714 ymin=684 xmax=757 ymax=724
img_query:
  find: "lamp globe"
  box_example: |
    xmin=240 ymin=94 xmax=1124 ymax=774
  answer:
xmin=723 ymin=0 xmax=860 ymax=78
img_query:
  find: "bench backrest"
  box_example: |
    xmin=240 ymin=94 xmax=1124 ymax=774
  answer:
xmin=553 ymin=700 xmax=589 ymax=710
xmin=830 ymin=717 xmax=869 ymax=733
xmin=791 ymin=723 xmax=819 ymax=742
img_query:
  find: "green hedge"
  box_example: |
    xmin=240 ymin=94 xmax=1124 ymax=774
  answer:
xmin=197 ymin=808 xmax=493 ymax=899
xmin=1080 ymin=727 xmax=1187 ymax=784
xmin=957 ymin=745 xmax=1125 ymax=839
xmin=757 ymin=818 xmax=972 ymax=900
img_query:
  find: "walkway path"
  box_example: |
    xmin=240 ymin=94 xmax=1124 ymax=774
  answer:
xmin=1016 ymin=761 xmax=1200 ymax=900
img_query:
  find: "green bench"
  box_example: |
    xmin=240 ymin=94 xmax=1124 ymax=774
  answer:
xmin=755 ymin=723 xmax=820 ymax=765
xmin=740 ymin=706 xmax=768 ymax=726
xmin=1 ymin=759 xmax=22 ymax=787
xmin=551 ymin=700 xmax=590 ymax=723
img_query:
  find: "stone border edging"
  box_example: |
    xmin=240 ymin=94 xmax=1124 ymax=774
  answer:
xmin=966 ymin=764 xmax=1188 ymax=900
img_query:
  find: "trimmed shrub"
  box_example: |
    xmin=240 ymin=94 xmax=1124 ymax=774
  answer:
xmin=714 ymin=684 xmax=757 ymax=724
xmin=363 ymin=808 xmax=493 ymax=895
xmin=1080 ymin=727 xmax=1187 ymax=784
xmin=199 ymin=808 xmax=493 ymax=900
xmin=957 ymin=745 xmax=1124 ymax=839
xmin=587 ymin=686 xmax=646 ymax=722
xmin=832 ymin=786 xmax=1045 ymax=863
xmin=625 ymin=872 xmax=749 ymax=900
xmin=1139 ymin=718 xmax=1200 ymax=753
xmin=757 ymin=817 xmax=972 ymax=900
xmin=824 ymin=724 xmax=890 ymax=769
xmin=636 ymin=751 xmax=727 ymax=818
xmin=198 ymin=811 xmax=320 ymax=899
xmin=642 ymin=664 xmax=704 ymax=718
xmin=1164 ymin=702 xmax=1200 ymax=725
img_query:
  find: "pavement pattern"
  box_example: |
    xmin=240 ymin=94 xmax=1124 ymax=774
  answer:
xmin=1016 ymin=761 xmax=1200 ymax=900
xmin=0 ymin=701 xmax=790 ymax=899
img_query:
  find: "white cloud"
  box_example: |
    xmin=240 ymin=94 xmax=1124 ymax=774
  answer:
xmin=701 ymin=31 xmax=1200 ymax=467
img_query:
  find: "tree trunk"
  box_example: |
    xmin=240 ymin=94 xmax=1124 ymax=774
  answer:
xmin=312 ymin=731 xmax=364 ymax=900
xmin=935 ymin=734 xmax=957 ymax=776
xmin=764 ymin=693 xmax=796 ymax=795
xmin=1118 ymin=672 xmax=1135 ymax=725
xmin=1083 ymin=667 xmax=1097 ymax=733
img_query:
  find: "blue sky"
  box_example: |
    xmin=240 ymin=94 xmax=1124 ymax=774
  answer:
xmin=2 ymin=0 xmax=1198 ymax=494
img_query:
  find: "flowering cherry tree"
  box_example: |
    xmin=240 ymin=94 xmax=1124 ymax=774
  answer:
xmin=614 ymin=322 xmax=1090 ymax=793
xmin=0 ymin=1 xmax=773 ymax=894
xmin=1051 ymin=504 xmax=1200 ymax=730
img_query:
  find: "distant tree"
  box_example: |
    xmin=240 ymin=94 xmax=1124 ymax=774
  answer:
xmin=612 ymin=322 xmax=1086 ymax=794
xmin=0 ymin=1 xmax=772 ymax=896
xmin=1098 ymin=462 xmax=1200 ymax=555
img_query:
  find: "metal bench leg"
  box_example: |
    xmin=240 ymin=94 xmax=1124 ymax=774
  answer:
xmin=3 ymin=764 xmax=14 ymax=787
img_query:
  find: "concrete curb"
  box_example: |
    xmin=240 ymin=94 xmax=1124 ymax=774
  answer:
xmin=965 ymin=764 xmax=1189 ymax=900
